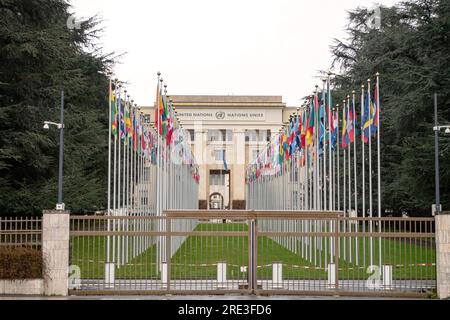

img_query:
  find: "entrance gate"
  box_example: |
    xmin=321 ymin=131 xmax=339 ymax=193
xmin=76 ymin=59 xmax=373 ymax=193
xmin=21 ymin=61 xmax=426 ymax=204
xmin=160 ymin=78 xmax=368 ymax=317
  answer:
xmin=69 ymin=211 xmax=436 ymax=297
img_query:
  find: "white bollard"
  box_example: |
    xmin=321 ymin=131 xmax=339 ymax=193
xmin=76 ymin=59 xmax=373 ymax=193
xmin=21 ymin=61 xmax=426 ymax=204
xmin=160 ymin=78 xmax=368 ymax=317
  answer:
xmin=161 ymin=262 xmax=168 ymax=288
xmin=217 ymin=262 xmax=227 ymax=289
xmin=272 ymin=263 xmax=283 ymax=289
xmin=383 ymin=265 xmax=393 ymax=289
xmin=327 ymin=263 xmax=336 ymax=288
xmin=104 ymin=263 xmax=115 ymax=289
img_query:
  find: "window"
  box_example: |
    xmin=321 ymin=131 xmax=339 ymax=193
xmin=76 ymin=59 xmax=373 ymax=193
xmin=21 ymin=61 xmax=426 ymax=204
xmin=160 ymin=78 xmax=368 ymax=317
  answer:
xmin=226 ymin=130 xmax=233 ymax=141
xmin=143 ymin=114 xmax=151 ymax=124
xmin=245 ymin=130 xmax=257 ymax=142
xmin=210 ymin=174 xmax=225 ymax=186
xmin=215 ymin=149 xmax=226 ymax=161
xmin=252 ymin=150 xmax=260 ymax=161
xmin=188 ymin=129 xmax=195 ymax=142
xmin=208 ymin=129 xmax=232 ymax=142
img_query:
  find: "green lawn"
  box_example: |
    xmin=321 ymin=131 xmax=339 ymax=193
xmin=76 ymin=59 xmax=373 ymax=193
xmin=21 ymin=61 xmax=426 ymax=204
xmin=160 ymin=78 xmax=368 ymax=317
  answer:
xmin=70 ymin=223 xmax=436 ymax=281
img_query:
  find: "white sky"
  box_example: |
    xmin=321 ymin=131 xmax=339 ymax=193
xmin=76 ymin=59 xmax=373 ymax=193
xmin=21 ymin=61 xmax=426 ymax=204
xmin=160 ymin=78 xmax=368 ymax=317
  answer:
xmin=69 ymin=0 xmax=400 ymax=107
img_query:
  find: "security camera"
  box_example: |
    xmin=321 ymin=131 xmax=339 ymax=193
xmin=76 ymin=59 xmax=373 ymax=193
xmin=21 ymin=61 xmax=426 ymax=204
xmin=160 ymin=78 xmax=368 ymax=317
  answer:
xmin=445 ymin=128 xmax=450 ymax=134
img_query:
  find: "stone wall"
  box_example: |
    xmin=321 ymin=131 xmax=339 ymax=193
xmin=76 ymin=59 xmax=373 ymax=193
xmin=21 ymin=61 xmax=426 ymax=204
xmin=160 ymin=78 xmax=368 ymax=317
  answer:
xmin=0 ymin=280 xmax=44 ymax=295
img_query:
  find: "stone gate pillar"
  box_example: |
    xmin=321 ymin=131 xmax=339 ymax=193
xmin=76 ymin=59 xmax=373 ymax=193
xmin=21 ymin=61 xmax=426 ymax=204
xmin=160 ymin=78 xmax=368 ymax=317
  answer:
xmin=436 ymin=213 xmax=450 ymax=299
xmin=42 ymin=210 xmax=70 ymax=296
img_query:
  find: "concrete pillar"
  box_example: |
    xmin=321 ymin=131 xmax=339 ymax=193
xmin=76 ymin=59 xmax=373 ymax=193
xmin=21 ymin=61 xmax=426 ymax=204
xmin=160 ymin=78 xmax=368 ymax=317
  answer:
xmin=327 ymin=263 xmax=336 ymax=288
xmin=272 ymin=263 xmax=283 ymax=289
xmin=217 ymin=262 xmax=227 ymax=289
xmin=436 ymin=214 xmax=450 ymax=299
xmin=42 ymin=210 xmax=70 ymax=296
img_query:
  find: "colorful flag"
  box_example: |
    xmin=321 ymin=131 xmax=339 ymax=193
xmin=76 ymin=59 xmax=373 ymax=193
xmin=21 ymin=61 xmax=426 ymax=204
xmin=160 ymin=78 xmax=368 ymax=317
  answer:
xmin=306 ymin=100 xmax=315 ymax=146
xmin=111 ymin=86 xmax=118 ymax=137
xmin=342 ymin=105 xmax=349 ymax=148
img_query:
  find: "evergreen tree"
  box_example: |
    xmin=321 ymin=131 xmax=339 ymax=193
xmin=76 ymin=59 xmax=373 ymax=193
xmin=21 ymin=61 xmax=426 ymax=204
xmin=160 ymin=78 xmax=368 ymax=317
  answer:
xmin=330 ymin=0 xmax=450 ymax=214
xmin=0 ymin=0 xmax=114 ymax=215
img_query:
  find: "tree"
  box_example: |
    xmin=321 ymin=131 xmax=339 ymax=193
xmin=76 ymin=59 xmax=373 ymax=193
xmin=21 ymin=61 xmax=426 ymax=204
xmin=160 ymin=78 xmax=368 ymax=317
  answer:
xmin=330 ymin=0 xmax=450 ymax=214
xmin=0 ymin=0 xmax=114 ymax=215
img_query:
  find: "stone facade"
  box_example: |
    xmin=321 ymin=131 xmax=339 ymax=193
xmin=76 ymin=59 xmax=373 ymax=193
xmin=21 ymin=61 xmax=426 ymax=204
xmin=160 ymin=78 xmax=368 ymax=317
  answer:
xmin=42 ymin=210 xmax=70 ymax=296
xmin=436 ymin=214 xmax=450 ymax=299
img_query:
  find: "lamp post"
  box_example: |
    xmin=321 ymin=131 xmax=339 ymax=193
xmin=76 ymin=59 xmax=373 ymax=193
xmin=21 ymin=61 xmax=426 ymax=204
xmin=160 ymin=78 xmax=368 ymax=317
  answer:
xmin=433 ymin=93 xmax=450 ymax=216
xmin=44 ymin=90 xmax=65 ymax=211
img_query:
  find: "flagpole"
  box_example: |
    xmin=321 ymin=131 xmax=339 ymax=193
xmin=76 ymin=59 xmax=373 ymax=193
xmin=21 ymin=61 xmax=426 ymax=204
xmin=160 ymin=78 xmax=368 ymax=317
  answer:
xmin=361 ymin=84 xmax=366 ymax=267
xmin=328 ymin=73 xmax=333 ymax=211
xmin=347 ymin=96 xmax=352 ymax=263
xmin=376 ymin=72 xmax=382 ymax=270
xmin=107 ymin=77 xmax=112 ymax=266
xmin=342 ymin=99 xmax=346 ymax=260
xmin=368 ymin=78 xmax=374 ymax=267
xmin=322 ymin=79 xmax=327 ymax=212
xmin=336 ymin=104 xmax=340 ymax=212
xmin=352 ymin=90 xmax=359 ymax=265
xmin=156 ymin=72 xmax=161 ymax=273
xmin=116 ymin=84 xmax=122 ymax=266
xmin=112 ymin=81 xmax=119 ymax=265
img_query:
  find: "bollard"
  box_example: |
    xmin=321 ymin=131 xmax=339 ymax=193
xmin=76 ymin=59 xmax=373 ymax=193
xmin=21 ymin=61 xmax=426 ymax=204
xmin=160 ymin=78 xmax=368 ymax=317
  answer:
xmin=383 ymin=265 xmax=393 ymax=289
xmin=161 ymin=262 xmax=168 ymax=288
xmin=327 ymin=263 xmax=336 ymax=288
xmin=272 ymin=263 xmax=283 ymax=289
xmin=104 ymin=263 xmax=115 ymax=289
xmin=217 ymin=262 xmax=227 ymax=289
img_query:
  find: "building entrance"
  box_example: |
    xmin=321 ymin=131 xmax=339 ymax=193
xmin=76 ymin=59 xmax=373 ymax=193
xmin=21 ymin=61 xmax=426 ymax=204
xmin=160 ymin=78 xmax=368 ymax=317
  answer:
xmin=209 ymin=170 xmax=231 ymax=210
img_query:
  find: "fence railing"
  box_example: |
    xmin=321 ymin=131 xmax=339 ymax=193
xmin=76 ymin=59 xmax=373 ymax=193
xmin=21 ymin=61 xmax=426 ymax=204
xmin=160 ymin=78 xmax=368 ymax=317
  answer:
xmin=68 ymin=211 xmax=436 ymax=297
xmin=0 ymin=216 xmax=42 ymax=250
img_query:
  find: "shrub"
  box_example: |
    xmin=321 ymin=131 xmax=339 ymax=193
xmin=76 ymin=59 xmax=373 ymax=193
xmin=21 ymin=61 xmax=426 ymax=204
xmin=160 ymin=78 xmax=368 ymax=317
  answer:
xmin=0 ymin=246 xmax=43 ymax=279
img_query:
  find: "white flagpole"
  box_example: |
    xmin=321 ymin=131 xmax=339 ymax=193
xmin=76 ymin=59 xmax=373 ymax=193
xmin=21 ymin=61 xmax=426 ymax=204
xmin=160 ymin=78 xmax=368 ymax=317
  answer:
xmin=322 ymin=80 xmax=327 ymax=212
xmin=342 ymin=100 xmax=346 ymax=260
xmin=347 ymin=96 xmax=352 ymax=263
xmin=368 ymin=78 xmax=374 ymax=267
xmin=328 ymin=74 xmax=333 ymax=211
xmin=116 ymin=85 xmax=122 ymax=266
xmin=352 ymin=90 xmax=359 ymax=265
xmin=112 ymin=83 xmax=119 ymax=265
xmin=337 ymin=104 xmax=340 ymax=212
xmin=107 ymin=77 xmax=112 ymax=265
xmin=361 ymin=84 xmax=366 ymax=267
xmin=376 ymin=72 xmax=382 ymax=270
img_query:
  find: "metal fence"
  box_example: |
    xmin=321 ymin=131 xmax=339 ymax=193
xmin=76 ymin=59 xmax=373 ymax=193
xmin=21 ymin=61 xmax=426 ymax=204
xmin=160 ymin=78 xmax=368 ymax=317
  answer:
xmin=0 ymin=216 xmax=42 ymax=250
xmin=68 ymin=211 xmax=436 ymax=297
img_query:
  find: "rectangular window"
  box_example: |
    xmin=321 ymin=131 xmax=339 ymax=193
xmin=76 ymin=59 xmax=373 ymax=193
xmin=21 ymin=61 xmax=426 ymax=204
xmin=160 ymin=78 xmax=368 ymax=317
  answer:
xmin=215 ymin=149 xmax=226 ymax=161
xmin=210 ymin=173 xmax=225 ymax=186
xmin=226 ymin=130 xmax=233 ymax=141
xmin=188 ymin=129 xmax=195 ymax=142
xmin=245 ymin=130 xmax=257 ymax=142
xmin=252 ymin=150 xmax=260 ymax=161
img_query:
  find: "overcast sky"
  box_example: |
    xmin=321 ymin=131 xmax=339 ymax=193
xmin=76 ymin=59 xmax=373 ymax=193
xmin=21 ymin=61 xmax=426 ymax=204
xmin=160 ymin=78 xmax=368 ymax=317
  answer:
xmin=69 ymin=0 xmax=400 ymax=107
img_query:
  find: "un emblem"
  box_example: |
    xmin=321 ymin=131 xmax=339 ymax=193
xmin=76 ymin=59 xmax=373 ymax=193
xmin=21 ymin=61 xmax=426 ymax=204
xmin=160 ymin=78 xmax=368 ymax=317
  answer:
xmin=215 ymin=112 xmax=226 ymax=120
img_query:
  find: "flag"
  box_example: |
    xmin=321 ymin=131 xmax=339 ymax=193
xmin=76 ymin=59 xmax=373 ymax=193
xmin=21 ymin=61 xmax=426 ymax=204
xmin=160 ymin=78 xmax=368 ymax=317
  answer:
xmin=301 ymin=110 xmax=306 ymax=150
xmin=306 ymin=100 xmax=315 ymax=146
xmin=347 ymin=99 xmax=355 ymax=144
xmin=362 ymin=93 xmax=372 ymax=144
xmin=331 ymin=110 xmax=338 ymax=151
xmin=342 ymin=105 xmax=349 ymax=148
xmin=319 ymin=96 xmax=326 ymax=155
xmin=372 ymin=85 xmax=379 ymax=136
xmin=119 ymin=98 xmax=125 ymax=141
xmin=111 ymin=86 xmax=118 ymax=137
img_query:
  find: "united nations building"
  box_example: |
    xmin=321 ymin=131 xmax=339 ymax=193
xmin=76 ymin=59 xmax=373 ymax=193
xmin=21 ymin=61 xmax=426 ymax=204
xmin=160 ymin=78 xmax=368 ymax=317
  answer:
xmin=142 ymin=95 xmax=294 ymax=210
